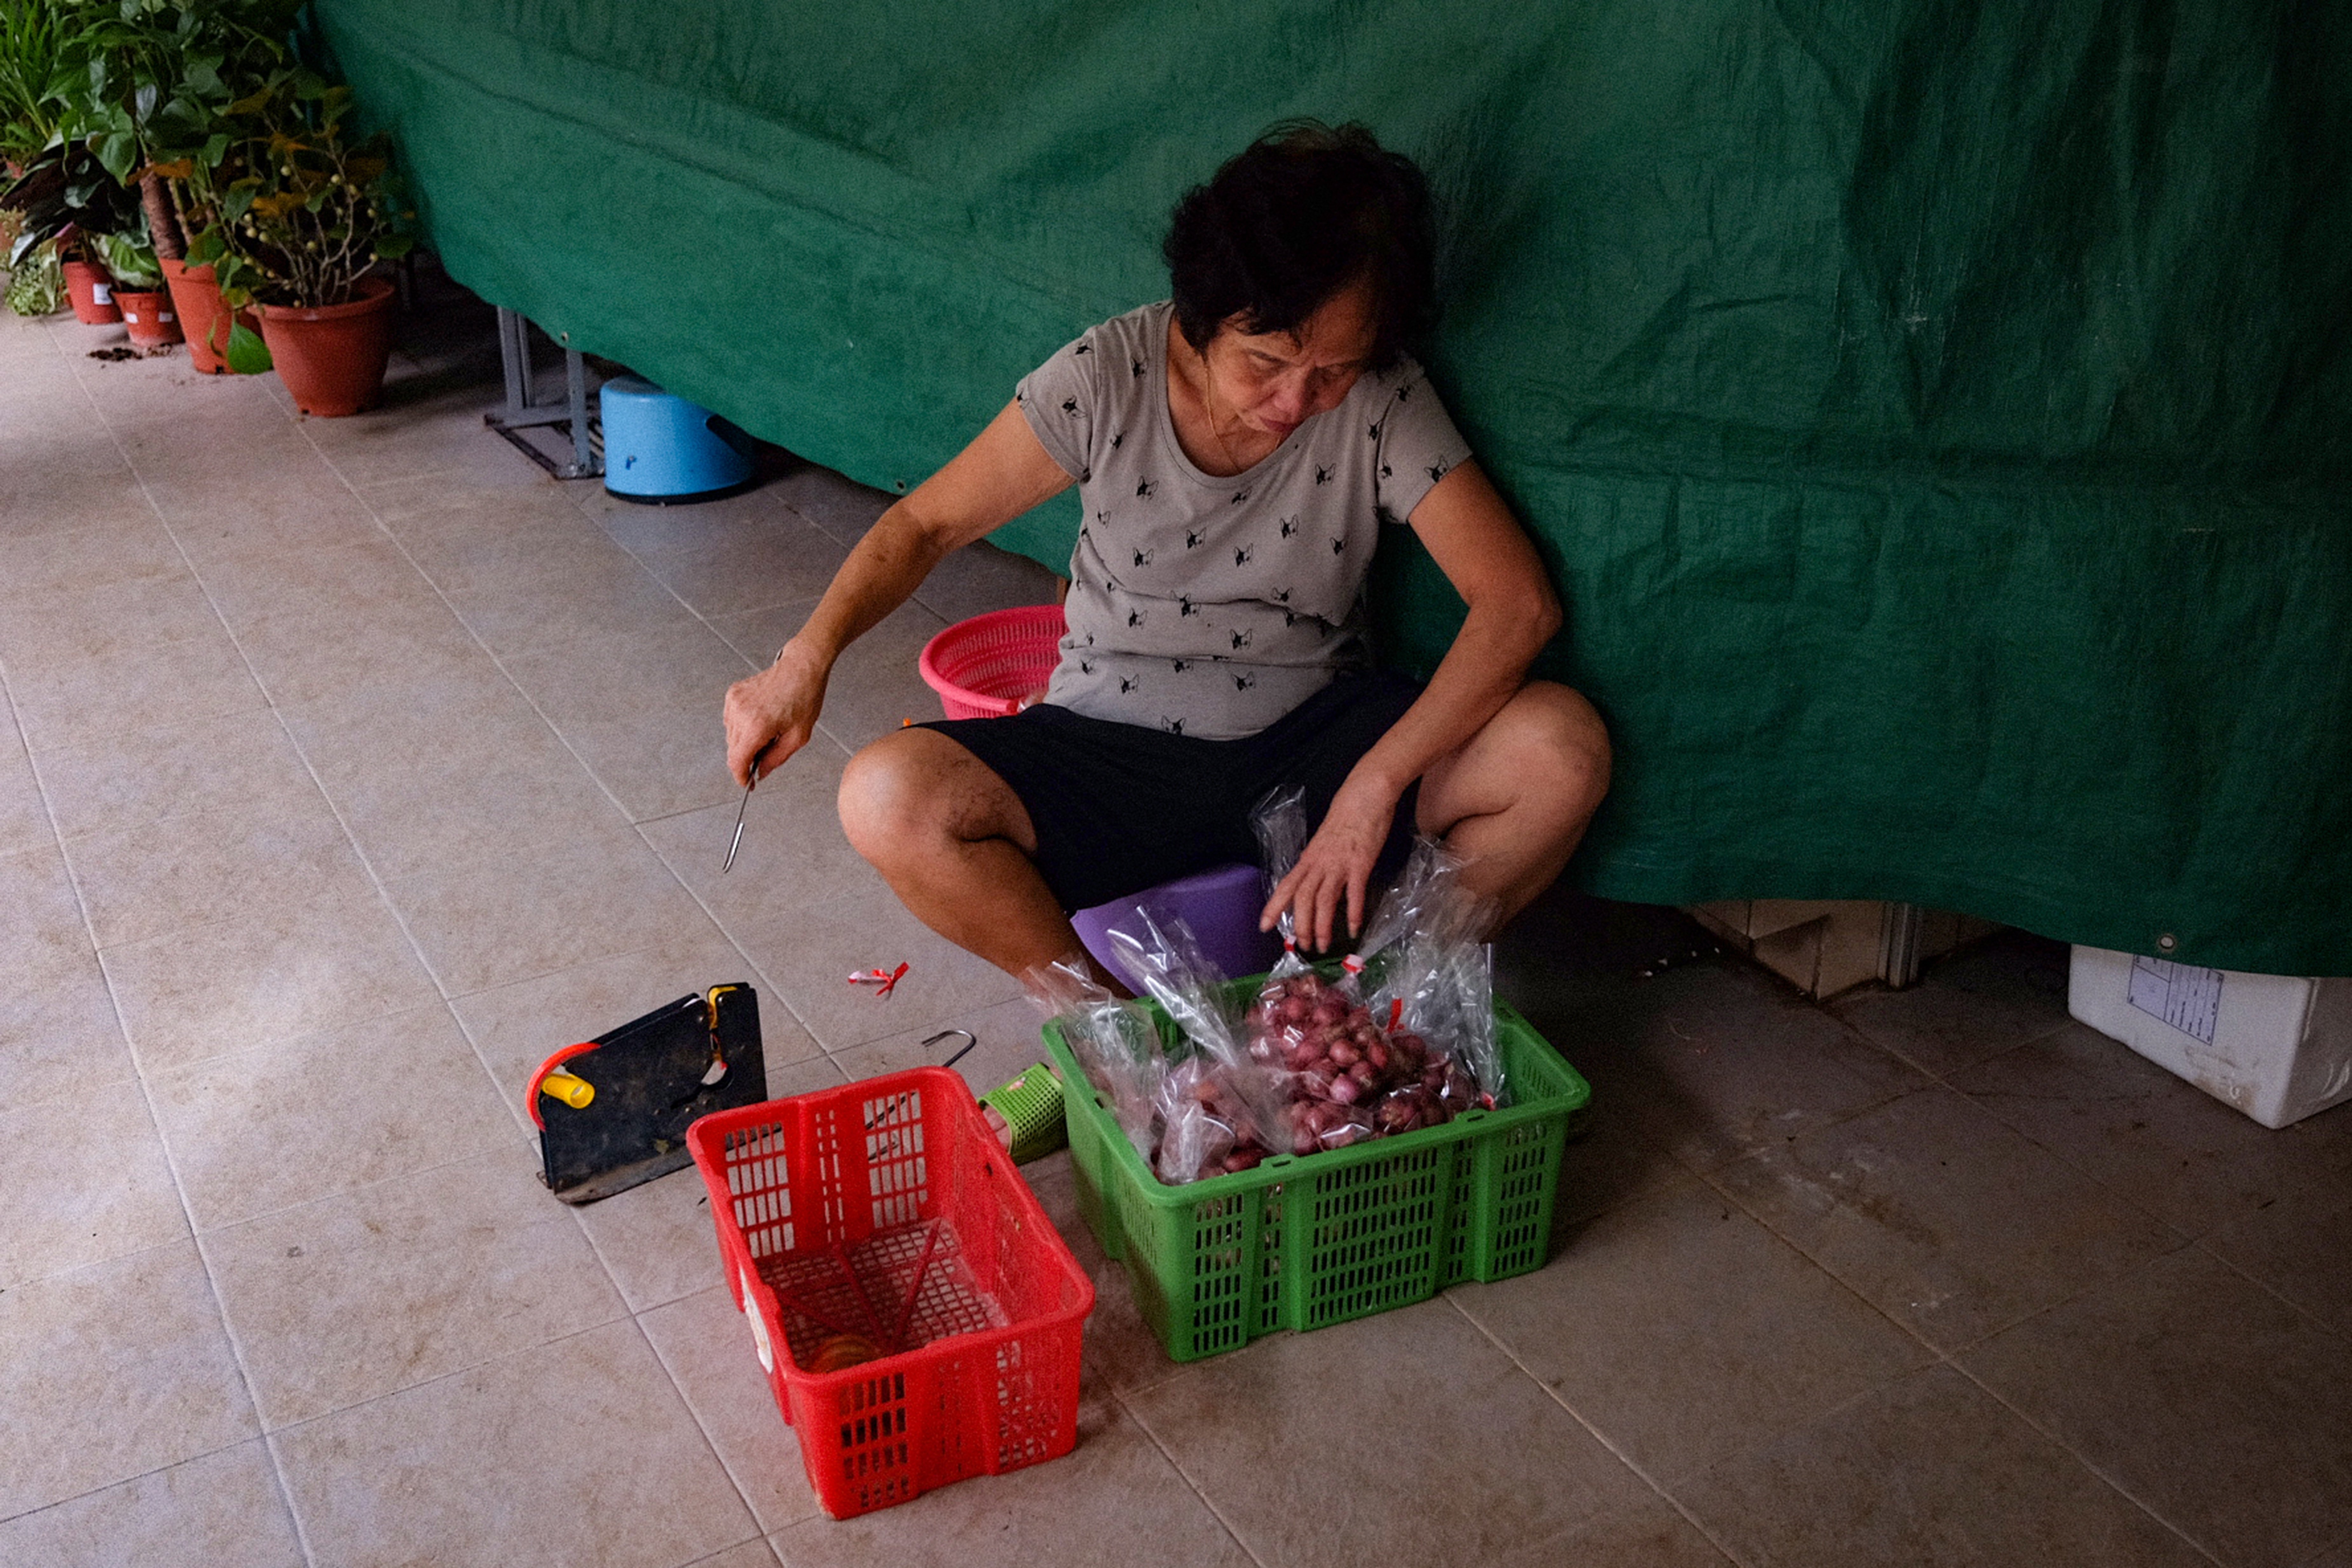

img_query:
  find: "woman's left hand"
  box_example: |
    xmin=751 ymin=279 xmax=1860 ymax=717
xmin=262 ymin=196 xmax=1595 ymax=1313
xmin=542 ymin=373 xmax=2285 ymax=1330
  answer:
xmin=1260 ymin=772 xmax=1402 ymax=954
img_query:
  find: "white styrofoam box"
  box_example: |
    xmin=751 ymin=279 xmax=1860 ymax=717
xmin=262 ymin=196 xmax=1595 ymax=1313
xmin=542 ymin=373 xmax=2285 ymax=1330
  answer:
xmin=2068 ymin=946 xmax=2352 ymax=1129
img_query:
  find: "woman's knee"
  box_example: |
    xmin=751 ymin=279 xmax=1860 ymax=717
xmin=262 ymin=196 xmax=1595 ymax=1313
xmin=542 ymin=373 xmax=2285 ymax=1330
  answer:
xmin=1499 ymin=681 xmax=1612 ymax=813
xmin=838 ymin=733 xmax=951 ymax=863
xmin=837 ymin=730 xmax=1030 ymax=865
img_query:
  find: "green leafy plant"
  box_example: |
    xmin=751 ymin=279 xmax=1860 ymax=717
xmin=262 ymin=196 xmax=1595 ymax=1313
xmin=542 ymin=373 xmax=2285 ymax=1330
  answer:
xmin=2 ymin=238 xmax=66 ymax=314
xmin=89 ymin=220 xmax=158 ymax=286
xmin=59 ymin=0 xmax=301 ymax=259
xmin=0 ymin=0 xmax=77 ymax=170
xmin=190 ymin=68 xmax=411 ymax=311
xmin=2 ymin=137 xmax=142 ymax=267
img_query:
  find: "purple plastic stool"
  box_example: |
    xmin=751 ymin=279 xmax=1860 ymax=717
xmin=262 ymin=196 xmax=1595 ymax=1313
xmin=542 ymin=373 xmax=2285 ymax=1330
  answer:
xmin=1070 ymin=862 xmax=1283 ymax=994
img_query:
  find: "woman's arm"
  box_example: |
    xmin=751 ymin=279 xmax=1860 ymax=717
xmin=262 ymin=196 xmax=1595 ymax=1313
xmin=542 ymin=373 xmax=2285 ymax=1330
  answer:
xmin=722 ymin=401 xmax=1073 ymax=784
xmin=1262 ymin=458 xmax=1561 ymax=948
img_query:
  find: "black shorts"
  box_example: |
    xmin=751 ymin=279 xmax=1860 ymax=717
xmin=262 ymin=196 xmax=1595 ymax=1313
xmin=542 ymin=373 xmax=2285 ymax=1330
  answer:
xmin=923 ymin=669 xmax=1425 ymax=911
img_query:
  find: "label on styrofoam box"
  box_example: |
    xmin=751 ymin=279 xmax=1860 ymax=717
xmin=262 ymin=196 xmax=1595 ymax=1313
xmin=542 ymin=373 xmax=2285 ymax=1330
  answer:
xmin=2128 ymin=955 xmax=2223 ymax=1044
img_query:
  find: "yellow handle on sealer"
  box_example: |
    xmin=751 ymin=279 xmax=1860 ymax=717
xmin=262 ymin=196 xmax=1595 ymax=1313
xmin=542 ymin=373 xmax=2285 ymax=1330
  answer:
xmin=539 ymin=1069 xmax=595 ymax=1109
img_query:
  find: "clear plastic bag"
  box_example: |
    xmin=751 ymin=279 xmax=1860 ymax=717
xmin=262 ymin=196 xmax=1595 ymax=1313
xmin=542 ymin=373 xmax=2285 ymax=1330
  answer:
xmin=1364 ymin=841 xmax=1508 ymax=1125
xmin=1024 ymin=956 xmax=1166 ymax=1167
xmin=1243 ymin=788 xmax=1383 ymax=1153
xmin=1107 ymin=905 xmax=1287 ymax=1180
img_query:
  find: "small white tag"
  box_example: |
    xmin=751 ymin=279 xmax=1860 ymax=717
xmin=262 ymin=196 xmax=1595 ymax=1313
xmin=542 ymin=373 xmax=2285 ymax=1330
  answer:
xmin=2128 ymin=955 xmax=2223 ymax=1044
xmin=92 ymin=283 xmax=113 ymax=304
xmin=157 ymin=310 xmax=174 ymax=322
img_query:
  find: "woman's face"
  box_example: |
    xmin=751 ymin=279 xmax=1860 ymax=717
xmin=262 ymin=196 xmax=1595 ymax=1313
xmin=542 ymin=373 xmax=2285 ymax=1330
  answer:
xmin=1202 ymin=276 xmax=1378 ymax=439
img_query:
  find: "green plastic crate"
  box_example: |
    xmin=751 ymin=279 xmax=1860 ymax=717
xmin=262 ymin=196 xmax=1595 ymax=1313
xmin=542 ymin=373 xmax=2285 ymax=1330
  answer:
xmin=1044 ymin=992 xmax=1590 ymax=1362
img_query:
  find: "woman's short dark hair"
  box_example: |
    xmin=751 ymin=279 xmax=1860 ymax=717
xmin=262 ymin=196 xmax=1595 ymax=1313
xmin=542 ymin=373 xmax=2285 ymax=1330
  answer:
xmin=1164 ymin=121 xmax=1436 ymax=373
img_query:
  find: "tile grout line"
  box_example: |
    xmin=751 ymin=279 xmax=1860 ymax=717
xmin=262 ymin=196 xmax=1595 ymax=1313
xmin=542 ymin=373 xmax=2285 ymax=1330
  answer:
xmin=265 ymin=408 xmax=816 ymax=1500
xmin=624 ymin=817 xmax=834 ymax=1053
xmin=632 ymin=1299 xmax=821 ymax=1545
xmin=270 ymin=407 xmax=835 ymax=1051
xmin=1669 ymin=1172 xmax=2230 ymax=1562
xmin=22 ymin=331 xmax=323 ymax=1566
xmin=1107 ymin=1389 xmax=1280 ymax=1568
xmin=1782 ymin=976 xmax=2352 ymax=1344
xmin=0 ymin=516 xmax=275 ymax=1536
xmin=1475 ymin=982 xmax=2199 ymax=1556
xmin=0 ymin=1431 xmax=269 ymax=1534
xmin=1669 ymin=993 xmax=2239 ymax=1567
xmin=1709 ymin=991 xmax=2238 ymax=1317
xmin=49 ymin=336 xmax=702 ymax=1563
xmin=610 ymin=1311 xmax=775 ymax=1561
xmin=1810 ymin=991 xmax=2224 ymax=1253
xmin=268 ymin=365 xmax=974 ymax=1523
xmin=2185 ymin=1229 xmax=2352 ymax=1345
xmin=1933 ymin=1345 xmax=2232 ymax=1567
xmin=1665 ymin=1109 xmax=2237 ymax=1564
xmin=1437 ymin=1292 xmax=1752 ymax=1565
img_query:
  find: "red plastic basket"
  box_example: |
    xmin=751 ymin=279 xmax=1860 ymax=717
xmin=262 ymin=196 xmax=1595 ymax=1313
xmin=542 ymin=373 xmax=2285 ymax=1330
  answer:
xmin=687 ymin=1068 xmax=1094 ymax=1519
xmin=918 ymin=604 xmax=1068 ymax=720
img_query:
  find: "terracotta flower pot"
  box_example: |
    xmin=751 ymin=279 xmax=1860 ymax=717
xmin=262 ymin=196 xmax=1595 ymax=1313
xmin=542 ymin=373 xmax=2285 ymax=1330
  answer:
xmin=115 ymin=287 xmax=183 ymax=350
xmin=256 ymin=276 xmax=397 ymax=417
xmin=61 ymin=258 xmax=122 ymax=325
xmin=159 ymin=257 xmax=231 ymax=373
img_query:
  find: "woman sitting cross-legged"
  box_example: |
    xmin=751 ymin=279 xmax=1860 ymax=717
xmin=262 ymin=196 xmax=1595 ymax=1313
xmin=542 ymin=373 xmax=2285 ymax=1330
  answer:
xmin=721 ymin=120 xmax=1611 ymax=999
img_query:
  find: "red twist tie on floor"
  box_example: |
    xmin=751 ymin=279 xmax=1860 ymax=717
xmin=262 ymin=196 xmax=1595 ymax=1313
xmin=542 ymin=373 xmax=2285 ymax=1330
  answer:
xmin=847 ymin=963 xmax=910 ymax=998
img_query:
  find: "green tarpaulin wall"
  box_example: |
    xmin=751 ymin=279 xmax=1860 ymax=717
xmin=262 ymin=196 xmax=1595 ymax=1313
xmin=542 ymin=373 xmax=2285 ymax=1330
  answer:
xmin=315 ymin=0 xmax=2352 ymax=974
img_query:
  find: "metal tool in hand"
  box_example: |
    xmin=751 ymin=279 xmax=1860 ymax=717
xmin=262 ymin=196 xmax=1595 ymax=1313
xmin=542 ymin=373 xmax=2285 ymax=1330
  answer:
xmin=722 ymin=748 xmax=770 ymax=874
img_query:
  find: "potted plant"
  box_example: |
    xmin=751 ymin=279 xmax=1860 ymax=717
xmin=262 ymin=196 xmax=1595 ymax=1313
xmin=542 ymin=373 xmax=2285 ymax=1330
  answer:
xmin=64 ymin=0 xmax=299 ymax=367
xmin=0 ymin=0 xmax=74 ymax=317
xmin=194 ymin=68 xmax=412 ymax=414
xmin=1 ymin=219 xmax=65 ymax=315
xmin=91 ymin=222 xmax=180 ymax=348
xmin=1 ymin=141 xmax=143 ymax=323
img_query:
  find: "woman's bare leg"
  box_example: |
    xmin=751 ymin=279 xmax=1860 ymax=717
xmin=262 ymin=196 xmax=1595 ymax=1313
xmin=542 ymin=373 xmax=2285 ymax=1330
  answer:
xmin=837 ymin=728 xmax=1088 ymax=980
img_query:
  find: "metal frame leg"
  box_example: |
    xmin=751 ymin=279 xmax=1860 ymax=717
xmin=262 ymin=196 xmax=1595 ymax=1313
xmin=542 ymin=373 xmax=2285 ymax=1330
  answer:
xmin=485 ymin=306 xmax=603 ymax=480
xmin=567 ymin=346 xmax=593 ymax=477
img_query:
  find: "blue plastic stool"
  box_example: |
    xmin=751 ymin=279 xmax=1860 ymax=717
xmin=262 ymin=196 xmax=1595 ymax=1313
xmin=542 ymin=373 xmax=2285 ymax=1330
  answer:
xmin=1070 ymin=862 xmax=1284 ymax=993
xmin=598 ymin=375 xmax=754 ymax=503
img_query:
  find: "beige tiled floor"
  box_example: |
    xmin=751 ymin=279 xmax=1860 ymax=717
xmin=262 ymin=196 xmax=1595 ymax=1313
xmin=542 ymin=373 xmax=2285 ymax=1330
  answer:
xmin=4 ymin=287 xmax=2350 ymax=1568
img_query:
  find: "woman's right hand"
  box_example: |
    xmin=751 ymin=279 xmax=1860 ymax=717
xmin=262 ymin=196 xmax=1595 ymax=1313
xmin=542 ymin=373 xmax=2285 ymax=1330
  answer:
xmin=723 ymin=640 xmax=830 ymax=786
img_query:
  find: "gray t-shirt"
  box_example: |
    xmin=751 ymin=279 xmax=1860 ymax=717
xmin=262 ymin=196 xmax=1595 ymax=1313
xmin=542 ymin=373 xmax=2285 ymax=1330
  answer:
xmin=1015 ymin=301 xmax=1472 ymax=739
